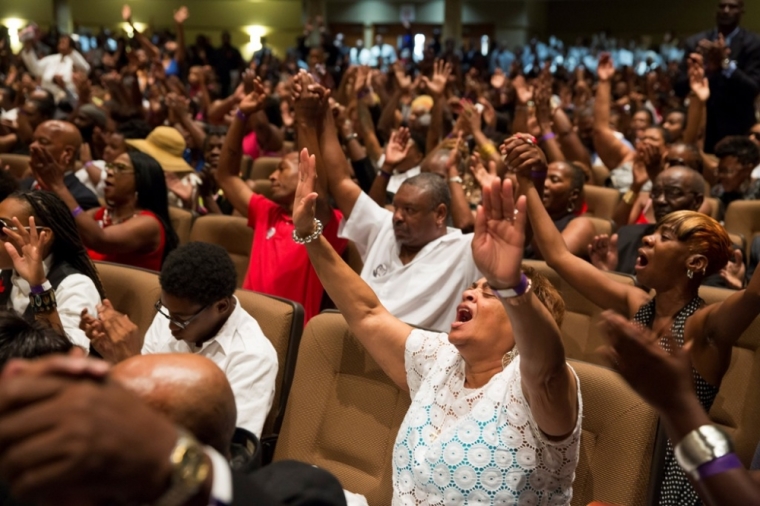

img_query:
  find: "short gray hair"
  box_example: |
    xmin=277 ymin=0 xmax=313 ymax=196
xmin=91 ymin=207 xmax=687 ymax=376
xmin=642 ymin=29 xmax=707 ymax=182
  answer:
xmin=399 ymin=173 xmax=451 ymax=217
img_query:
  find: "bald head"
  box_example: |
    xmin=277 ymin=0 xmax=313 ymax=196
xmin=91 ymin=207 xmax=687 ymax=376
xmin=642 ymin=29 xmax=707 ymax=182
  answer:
xmin=31 ymin=120 xmax=83 ymax=171
xmin=652 ymin=166 xmax=705 ymax=222
xmin=111 ymin=354 xmax=237 ymax=455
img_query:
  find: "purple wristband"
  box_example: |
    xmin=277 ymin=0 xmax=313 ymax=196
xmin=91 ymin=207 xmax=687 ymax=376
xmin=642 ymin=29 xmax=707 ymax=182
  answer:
xmin=531 ymin=170 xmax=547 ymax=179
xmin=235 ymin=109 xmax=248 ymax=122
xmin=539 ymin=132 xmax=556 ymax=143
xmin=378 ymin=170 xmax=392 ymax=179
xmin=697 ymin=453 xmax=743 ymax=480
xmin=71 ymin=206 xmax=84 ymax=218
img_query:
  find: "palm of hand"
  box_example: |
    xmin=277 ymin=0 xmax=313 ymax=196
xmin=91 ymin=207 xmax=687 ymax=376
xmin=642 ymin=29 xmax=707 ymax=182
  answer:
xmin=598 ymin=63 xmax=614 ymax=81
xmin=491 ymin=72 xmax=506 ymax=89
xmin=472 ymin=220 xmax=523 ymax=286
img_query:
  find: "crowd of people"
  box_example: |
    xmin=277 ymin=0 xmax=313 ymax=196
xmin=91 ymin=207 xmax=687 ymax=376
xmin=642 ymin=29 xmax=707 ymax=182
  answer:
xmin=0 ymin=0 xmax=759 ymax=504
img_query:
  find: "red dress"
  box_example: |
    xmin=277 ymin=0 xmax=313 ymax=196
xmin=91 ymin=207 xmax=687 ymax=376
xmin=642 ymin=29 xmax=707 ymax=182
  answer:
xmin=87 ymin=208 xmax=167 ymax=272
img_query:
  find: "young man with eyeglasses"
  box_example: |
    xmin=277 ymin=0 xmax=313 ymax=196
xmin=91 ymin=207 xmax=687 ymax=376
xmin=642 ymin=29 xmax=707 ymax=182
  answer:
xmin=81 ymin=242 xmax=277 ymax=437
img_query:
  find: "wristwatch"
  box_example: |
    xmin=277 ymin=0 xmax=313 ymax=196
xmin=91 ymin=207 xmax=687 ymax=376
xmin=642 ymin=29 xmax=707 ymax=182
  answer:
xmin=153 ymin=429 xmax=210 ymax=506
xmin=622 ymin=189 xmax=638 ymax=205
xmin=448 ymin=176 xmax=463 ymax=184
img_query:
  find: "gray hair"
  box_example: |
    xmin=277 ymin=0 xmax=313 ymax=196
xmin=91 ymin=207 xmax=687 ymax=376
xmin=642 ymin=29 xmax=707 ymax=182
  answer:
xmin=399 ymin=173 xmax=451 ymax=218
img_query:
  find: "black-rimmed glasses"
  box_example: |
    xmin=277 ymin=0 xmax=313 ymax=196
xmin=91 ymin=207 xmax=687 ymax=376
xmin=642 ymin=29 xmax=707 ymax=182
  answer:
xmin=154 ymin=300 xmax=209 ymax=330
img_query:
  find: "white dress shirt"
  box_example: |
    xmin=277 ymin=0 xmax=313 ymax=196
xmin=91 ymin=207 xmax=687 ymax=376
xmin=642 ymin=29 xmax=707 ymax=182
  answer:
xmin=9 ymin=256 xmax=101 ymax=350
xmin=20 ymin=48 xmax=91 ymax=102
xmin=339 ymin=192 xmax=481 ymax=332
xmin=141 ymin=297 xmax=278 ymax=437
xmin=75 ymin=160 xmax=107 ymax=198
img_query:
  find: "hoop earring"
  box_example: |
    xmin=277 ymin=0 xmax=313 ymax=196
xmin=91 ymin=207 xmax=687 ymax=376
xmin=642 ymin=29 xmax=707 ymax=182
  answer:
xmin=687 ymin=269 xmax=694 ymax=279
xmin=566 ymin=202 xmax=575 ymax=214
xmin=502 ymin=348 xmax=518 ymax=370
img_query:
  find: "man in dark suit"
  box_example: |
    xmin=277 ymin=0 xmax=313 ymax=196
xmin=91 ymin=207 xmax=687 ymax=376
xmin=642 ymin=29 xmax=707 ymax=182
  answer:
xmin=676 ymin=0 xmax=760 ymax=153
xmin=22 ymin=119 xmax=100 ymax=210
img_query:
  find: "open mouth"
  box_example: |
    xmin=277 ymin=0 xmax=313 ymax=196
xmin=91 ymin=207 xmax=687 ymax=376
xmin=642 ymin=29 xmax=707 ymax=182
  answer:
xmin=635 ymin=250 xmax=650 ymax=270
xmin=452 ymin=305 xmax=473 ymax=329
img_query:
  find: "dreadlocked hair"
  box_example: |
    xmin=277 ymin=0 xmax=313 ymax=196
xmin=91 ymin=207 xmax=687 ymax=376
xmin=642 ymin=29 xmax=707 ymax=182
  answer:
xmin=13 ymin=191 xmax=106 ymax=299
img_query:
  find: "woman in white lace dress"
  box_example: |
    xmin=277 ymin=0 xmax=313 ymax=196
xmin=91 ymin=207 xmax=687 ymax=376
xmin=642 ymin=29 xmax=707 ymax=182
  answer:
xmin=292 ymin=148 xmax=582 ymax=505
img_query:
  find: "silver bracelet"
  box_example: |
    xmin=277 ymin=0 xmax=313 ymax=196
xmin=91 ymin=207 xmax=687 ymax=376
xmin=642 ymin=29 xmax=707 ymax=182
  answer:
xmin=674 ymin=424 xmax=734 ymax=479
xmin=292 ymin=218 xmax=324 ymax=244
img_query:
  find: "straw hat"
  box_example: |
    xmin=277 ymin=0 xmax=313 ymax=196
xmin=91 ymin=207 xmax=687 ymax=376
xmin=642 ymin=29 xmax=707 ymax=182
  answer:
xmin=126 ymin=126 xmax=194 ymax=173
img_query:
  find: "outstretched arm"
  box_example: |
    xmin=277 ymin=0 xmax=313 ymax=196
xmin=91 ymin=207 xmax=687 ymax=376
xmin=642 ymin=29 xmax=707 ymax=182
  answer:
xmin=473 ymin=178 xmax=577 ymax=437
xmin=214 ymin=82 xmax=268 ymax=218
xmin=504 ymin=136 xmax=648 ymax=317
xmin=293 ymin=148 xmax=412 ymax=391
xmin=600 ymin=312 xmax=760 ymax=506
xmin=593 ymin=53 xmax=634 ymax=170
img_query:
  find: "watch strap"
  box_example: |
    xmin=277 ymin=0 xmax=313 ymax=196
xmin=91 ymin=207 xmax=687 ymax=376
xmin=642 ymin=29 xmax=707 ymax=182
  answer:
xmin=493 ymin=273 xmax=531 ymax=299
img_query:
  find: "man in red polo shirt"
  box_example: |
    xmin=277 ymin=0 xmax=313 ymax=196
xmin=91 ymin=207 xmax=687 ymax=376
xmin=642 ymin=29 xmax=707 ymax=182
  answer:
xmin=215 ymin=79 xmax=345 ymax=322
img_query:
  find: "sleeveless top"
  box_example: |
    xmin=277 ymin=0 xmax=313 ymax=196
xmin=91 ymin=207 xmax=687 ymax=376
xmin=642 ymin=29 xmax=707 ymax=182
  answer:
xmin=87 ymin=208 xmax=167 ymax=272
xmin=632 ymin=297 xmax=720 ymax=506
xmin=392 ymin=329 xmax=582 ymax=505
xmin=524 ymin=213 xmax=576 ymax=260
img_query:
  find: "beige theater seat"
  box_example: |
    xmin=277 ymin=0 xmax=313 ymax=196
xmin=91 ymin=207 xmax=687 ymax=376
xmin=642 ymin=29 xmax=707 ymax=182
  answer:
xmin=274 ymin=312 xmax=410 ymax=505
xmin=94 ymin=261 xmax=162 ymax=337
xmin=235 ymin=289 xmax=304 ymax=463
xmin=583 ymin=186 xmax=620 ymax=221
xmin=569 ymin=360 xmax=658 ymax=506
xmin=189 ymin=215 xmax=253 ymax=287
xmin=724 ymin=200 xmax=760 ymax=257
xmin=590 ymin=164 xmax=611 ymax=187
xmin=1 ymin=154 xmax=31 ymax=180
xmin=523 ymin=260 xmax=638 ymax=366
xmin=168 ymin=206 xmax=194 ymax=245
xmin=697 ymin=285 xmax=760 ymax=466
xmin=275 ymin=312 xmax=658 ymax=505
xmin=250 ymin=157 xmax=281 ymax=181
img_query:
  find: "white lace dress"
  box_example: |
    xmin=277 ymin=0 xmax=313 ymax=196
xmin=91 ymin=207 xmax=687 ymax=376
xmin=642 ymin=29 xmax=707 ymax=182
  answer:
xmin=392 ymin=329 xmax=582 ymax=506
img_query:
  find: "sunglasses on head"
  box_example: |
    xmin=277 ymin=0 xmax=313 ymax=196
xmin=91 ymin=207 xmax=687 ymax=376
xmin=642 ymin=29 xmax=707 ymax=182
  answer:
xmin=0 ymin=218 xmax=46 ymax=239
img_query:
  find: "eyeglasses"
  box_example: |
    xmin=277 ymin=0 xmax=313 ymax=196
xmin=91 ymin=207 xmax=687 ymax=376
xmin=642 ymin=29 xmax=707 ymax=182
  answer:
xmin=0 ymin=217 xmax=46 ymax=239
xmin=105 ymin=162 xmax=135 ymax=175
xmin=154 ymin=300 xmax=209 ymax=330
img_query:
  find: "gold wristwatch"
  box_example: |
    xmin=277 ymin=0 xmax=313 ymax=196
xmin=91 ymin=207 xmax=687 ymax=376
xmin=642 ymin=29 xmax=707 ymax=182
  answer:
xmin=622 ymin=189 xmax=638 ymax=205
xmin=153 ymin=428 xmax=210 ymax=506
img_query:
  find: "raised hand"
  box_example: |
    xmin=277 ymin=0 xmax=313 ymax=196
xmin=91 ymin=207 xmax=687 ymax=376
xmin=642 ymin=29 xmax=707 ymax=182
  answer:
xmin=687 ymin=53 xmax=710 ymax=103
xmin=29 ymin=146 xmax=65 ymax=191
xmin=292 ymin=148 xmax=319 ymax=238
xmin=588 ymin=234 xmax=619 ymax=272
xmin=597 ymin=52 xmax=615 ymax=82
xmin=719 ymin=249 xmax=745 ymax=290
xmin=512 ymin=75 xmax=534 ymax=105
xmin=501 ymin=135 xmax=548 ymax=179
xmin=173 ymin=5 xmax=189 ymax=24
xmin=238 ymin=77 xmax=267 ymax=116
xmin=599 ymin=310 xmax=694 ymax=412
xmin=461 ymin=101 xmax=483 ymax=136
xmin=490 ymin=68 xmax=507 ymax=90
xmin=445 ymin=133 xmax=464 ymax=179
xmin=469 ymin=153 xmax=500 ymax=190
xmin=422 ymin=59 xmax=451 ymax=98
xmin=472 ymin=178 xmax=527 ymax=289
xmin=121 ymin=4 xmax=132 ymax=22
xmin=2 ymin=216 xmax=48 ymax=287
xmin=91 ymin=299 xmax=142 ymax=363
xmin=385 ymin=127 xmax=411 ymax=167
xmin=393 ymin=61 xmax=412 ymax=91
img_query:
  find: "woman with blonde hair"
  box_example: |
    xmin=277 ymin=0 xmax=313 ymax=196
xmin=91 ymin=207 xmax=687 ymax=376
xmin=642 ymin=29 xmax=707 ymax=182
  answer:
xmin=503 ymin=135 xmax=760 ymax=506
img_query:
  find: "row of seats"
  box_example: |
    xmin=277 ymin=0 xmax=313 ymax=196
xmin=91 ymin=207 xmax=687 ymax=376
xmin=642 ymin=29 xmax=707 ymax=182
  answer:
xmin=94 ymin=261 xmax=303 ymax=457
xmin=95 ymin=260 xmax=659 ymax=506
xmin=96 ymin=247 xmax=760 ymax=505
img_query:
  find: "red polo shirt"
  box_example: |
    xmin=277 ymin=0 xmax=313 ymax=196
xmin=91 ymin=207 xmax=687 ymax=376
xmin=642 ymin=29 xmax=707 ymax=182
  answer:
xmin=243 ymin=194 xmax=346 ymax=323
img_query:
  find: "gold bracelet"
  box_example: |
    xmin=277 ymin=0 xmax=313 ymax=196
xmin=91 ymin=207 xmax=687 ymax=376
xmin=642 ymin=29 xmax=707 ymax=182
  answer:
xmin=622 ymin=189 xmax=638 ymax=205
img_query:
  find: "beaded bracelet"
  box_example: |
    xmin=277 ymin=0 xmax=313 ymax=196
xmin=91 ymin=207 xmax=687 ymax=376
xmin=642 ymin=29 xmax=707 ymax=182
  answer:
xmin=29 ymin=288 xmax=57 ymax=314
xmin=292 ymin=218 xmax=324 ymax=245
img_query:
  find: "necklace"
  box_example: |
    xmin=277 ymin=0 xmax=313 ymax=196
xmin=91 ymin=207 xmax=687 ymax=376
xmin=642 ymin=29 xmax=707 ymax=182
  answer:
xmin=102 ymin=208 xmax=138 ymax=227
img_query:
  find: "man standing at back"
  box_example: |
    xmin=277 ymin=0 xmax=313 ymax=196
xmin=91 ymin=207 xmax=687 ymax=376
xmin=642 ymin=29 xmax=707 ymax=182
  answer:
xmin=676 ymin=0 xmax=760 ymax=152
